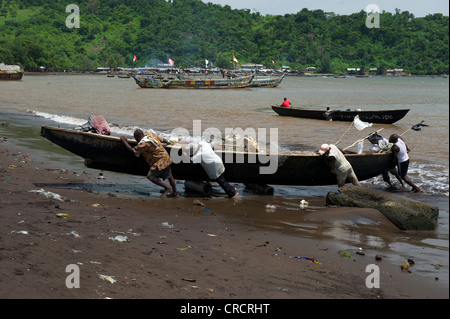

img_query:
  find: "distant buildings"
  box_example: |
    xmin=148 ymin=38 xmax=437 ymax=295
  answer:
xmin=241 ymin=63 xmax=264 ymax=71
xmin=386 ymin=69 xmax=405 ymax=75
xmin=346 ymin=68 xmax=361 ymax=74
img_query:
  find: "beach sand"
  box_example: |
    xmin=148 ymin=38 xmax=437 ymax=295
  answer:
xmin=0 ymin=140 xmax=447 ymax=300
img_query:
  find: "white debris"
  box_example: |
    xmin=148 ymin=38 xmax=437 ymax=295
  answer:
xmin=109 ymin=235 xmax=128 ymax=242
xmin=161 ymin=222 xmax=174 ymax=228
xmin=28 ymin=188 xmax=64 ymax=201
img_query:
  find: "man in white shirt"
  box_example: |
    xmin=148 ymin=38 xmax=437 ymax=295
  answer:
xmin=368 ymin=134 xmax=404 ymax=189
xmin=388 ymin=134 xmax=422 ymax=193
xmin=318 ymin=144 xmax=361 ymax=187
xmin=187 ymin=141 xmax=238 ymax=199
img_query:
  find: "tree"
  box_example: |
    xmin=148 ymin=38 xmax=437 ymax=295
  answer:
xmin=0 ymin=0 xmax=447 ymax=74
xmin=106 ymin=53 xmax=124 ymax=70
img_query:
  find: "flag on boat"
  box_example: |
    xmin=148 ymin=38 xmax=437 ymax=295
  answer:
xmin=168 ymin=57 xmax=174 ymax=66
xmin=357 ymin=140 xmax=364 ymax=154
xmin=353 ymin=115 xmax=373 ymax=130
xmin=400 ymin=120 xmax=429 ymax=137
xmin=133 ymin=54 xmax=137 ymax=61
xmin=411 ymin=120 xmax=429 ymax=131
xmin=233 ymin=55 xmax=238 ymax=63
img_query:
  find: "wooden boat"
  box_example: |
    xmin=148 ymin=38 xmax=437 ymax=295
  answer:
xmin=272 ymin=105 xmax=409 ymax=124
xmin=132 ymin=74 xmax=254 ymax=89
xmin=40 ymin=125 xmax=392 ymax=186
xmin=0 ymin=64 xmax=24 ymax=80
xmin=250 ymin=75 xmax=285 ymax=87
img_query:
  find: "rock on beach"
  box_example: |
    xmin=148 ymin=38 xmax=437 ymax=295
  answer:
xmin=326 ymin=186 xmax=439 ymax=230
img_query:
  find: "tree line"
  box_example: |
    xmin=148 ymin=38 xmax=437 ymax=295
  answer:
xmin=0 ymin=0 xmax=448 ymax=74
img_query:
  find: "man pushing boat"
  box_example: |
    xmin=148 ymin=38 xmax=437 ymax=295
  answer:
xmin=318 ymin=144 xmax=361 ymax=187
xmin=120 ymin=129 xmax=179 ymax=198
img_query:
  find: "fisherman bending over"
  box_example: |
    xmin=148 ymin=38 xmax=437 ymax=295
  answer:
xmin=318 ymin=144 xmax=361 ymax=187
xmin=120 ymin=129 xmax=179 ymax=197
xmin=184 ymin=140 xmax=238 ymax=199
xmin=367 ymin=132 xmax=404 ymax=189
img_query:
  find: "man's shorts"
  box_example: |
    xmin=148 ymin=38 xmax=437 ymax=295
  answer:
xmin=147 ymin=166 xmax=172 ymax=181
xmin=398 ymin=160 xmax=410 ymax=179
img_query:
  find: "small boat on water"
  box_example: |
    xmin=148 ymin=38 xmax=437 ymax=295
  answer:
xmin=40 ymin=125 xmax=392 ymax=186
xmin=132 ymin=74 xmax=254 ymax=89
xmin=117 ymin=73 xmax=130 ymax=78
xmin=250 ymin=74 xmax=285 ymax=87
xmin=0 ymin=64 xmax=24 ymax=80
xmin=272 ymin=105 xmax=410 ymax=124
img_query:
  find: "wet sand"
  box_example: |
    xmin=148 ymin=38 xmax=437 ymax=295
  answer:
xmin=0 ymin=140 xmax=447 ymax=301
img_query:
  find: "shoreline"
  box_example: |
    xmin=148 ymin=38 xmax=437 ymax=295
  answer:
xmin=22 ymin=71 xmax=450 ymax=77
xmin=0 ymin=126 xmax=448 ymax=299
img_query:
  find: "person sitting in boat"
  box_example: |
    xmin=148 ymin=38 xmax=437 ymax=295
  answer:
xmin=318 ymin=144 xmax=361 ymax=188
xmin=324 ymin=107 xmax=339 ymax=121
xmin=281 ymin=98 xmax=291 ymax=108
xmin=183 ymin=140 xmax=238 ymax=199
xmin=367 ymin=132 xmax=404 ymax=189
xmin=388 ymin=134 xmax=422 ymax=193
xmin=120 ymin=129 xmax=179 ymax=198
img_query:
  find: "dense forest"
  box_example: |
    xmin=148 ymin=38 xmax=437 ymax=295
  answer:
xmin=0 ymin=0 xmax=448 ymax=74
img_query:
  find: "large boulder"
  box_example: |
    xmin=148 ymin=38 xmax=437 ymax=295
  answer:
xmin=325 ymin=186 xmax=439 ymax=230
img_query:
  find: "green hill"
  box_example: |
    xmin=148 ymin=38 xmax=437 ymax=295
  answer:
xmin=0 ymin=0 xmax=448 ymax=74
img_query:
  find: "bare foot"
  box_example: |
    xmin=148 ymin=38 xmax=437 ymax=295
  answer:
xmin=167 ymin=192 xmax=179 ymax=198
xmin=160 ymin=187 xmax=172 ymax=196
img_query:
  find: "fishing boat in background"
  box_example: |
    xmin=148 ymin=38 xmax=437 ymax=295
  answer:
xmin=40 ymin=125 xmax=392 ymax=186
xmin=272 ymin=105 xmax=410 ymax=124
xmin=0 ymin=64 xmax=24 ymax=80
xmin=250 ymin=74 xmax=285 ymax=87
xmin=132 ymin=74 xmax=254 ymax=89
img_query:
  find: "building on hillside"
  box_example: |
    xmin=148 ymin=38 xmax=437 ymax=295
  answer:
xmin=241 ymin=63 xmax=264 ymax=71
xmin=386 ymin=68 xmax=405 ymax=75
xmin=346 ymin=68 xmax=360 ymax=74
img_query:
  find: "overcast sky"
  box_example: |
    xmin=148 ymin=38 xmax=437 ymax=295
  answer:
xmin=202 ymin=0 xmax=449 ymax=17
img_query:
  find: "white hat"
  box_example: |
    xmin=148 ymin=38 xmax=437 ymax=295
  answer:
xmin=318 ymin=144 xmax=330 ymax=155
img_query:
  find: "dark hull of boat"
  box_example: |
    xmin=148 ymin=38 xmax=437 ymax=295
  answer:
xmin=272 ymin=106 xmax=409 ymax=124
xmin=40 ymin=126 xmax=392 ymax=186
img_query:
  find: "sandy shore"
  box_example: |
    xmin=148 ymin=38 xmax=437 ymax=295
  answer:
xmin=0 ymin=138 xmax=447 ymax=301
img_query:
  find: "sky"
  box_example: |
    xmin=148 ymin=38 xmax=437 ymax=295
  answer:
xmin=201 ymin=0 xmax=449 ymax=17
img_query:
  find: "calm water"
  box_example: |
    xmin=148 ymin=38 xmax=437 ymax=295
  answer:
xmin=1 ymin=74 xmax=448 ymax=291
